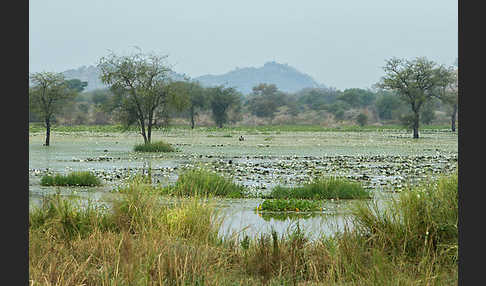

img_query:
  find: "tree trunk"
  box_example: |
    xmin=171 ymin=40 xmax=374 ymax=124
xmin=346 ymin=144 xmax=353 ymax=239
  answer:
xmin=45 ymin=118 xmax=51 ymax=146
xmin=147 ymin=121 xmax=152 ymax=144
xmin=413 ymin=112 xmax=420 ymax=139
xmin=451 ymin=104 xmax=457 ymax=132
xmin=190 ymin=106 xmax=195 ymax=129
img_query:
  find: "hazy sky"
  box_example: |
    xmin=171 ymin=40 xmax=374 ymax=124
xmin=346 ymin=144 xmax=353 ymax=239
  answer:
xmin=29 ymin=0 xmax=457 ymax=90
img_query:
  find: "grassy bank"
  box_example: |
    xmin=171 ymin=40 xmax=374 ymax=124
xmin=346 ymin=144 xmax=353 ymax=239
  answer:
xmin=30 ymin=172 xmax=457 ymax=285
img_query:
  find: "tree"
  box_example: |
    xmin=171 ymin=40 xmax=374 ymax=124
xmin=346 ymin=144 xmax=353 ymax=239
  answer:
xmin=208 ymin=86 xmax=241 ymax=128
xmin=65 ymin=79 xmax=88 ymax=93
xmin=356 ymin=113 xmax=368 ymax=126
xmin=338 ymin=88 xmax=376 ymax=108
xmin=375 ymin=91 xmax=407 ymax=121
xmin=377 ymin=57 xmax=454 ymax=138
xmin=441 ymin=67 xmax=458 ymax=132
xmin=246 ymin=83 xmax=286 ymax=120
xmin=168 ymin=80 xmax=207 ymax=129
xmin=29 ymin=72 xmax=76 ymax=146
xmin=98 ymin=50 xmax=174 ymax=144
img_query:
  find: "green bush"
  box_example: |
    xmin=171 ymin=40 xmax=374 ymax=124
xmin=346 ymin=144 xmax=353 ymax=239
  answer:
xmin=266 ymin=177 xmax=370 ymax=200
xmin=133 ymin=140 xmax=175 ymax=152
xmin=162 ymin=168 xmax=247 ymax=198
xmin=40 ymin=171 xmax=102 ymax=186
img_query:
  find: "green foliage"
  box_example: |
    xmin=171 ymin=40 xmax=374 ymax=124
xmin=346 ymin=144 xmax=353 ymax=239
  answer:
xmin=98 ymin=50 xmax=175 ymax=143
xmin=162 ymin=168 xmax=247 ymax=198
xmin=246 ymin=83 xmax=287 ymax=119
xmin=40 ymin=171 xmax=102 ymax=186
xmin=207 ymin=85 xmax=242 ymax=128
xmin=266 ymin=177 xmax=369 ymax=200
xmin=295 ymin=87 xmax=340 ymax=110
xmin=375 ymin=91 xmax=408 ymax=120
xmin=377 ymin=57 xmax=455 ymax=138
xmin=133 ymin=140 xmax=175 ymax=152
xmin=420 ymin=100 xmax=437 ymax=125
xmin=65 ymin=78 xmax=88 ymax=93
xmin=338 ymin=88 xmax=376 ymax=108
xmin=356 ymin=113 xmax=368 ymax=126
xmin=257 ymin=199 xmax=322 ymax=212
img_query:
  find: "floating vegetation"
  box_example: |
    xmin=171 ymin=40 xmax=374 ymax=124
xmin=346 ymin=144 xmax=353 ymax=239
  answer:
xmin=256 ymin=199 xmax=322 ymax=212
xmin=265 ymin=177 xmax=370 ymax=200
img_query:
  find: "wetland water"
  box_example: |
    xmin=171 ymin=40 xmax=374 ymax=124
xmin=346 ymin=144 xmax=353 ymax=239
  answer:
xmin=29 ymin=128 xmax=458 ymax=238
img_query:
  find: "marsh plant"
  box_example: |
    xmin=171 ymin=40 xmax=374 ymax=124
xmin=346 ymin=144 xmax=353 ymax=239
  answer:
xmin=162 ymin=168 xmax=247 ymax=198
xmin=133 ymin=140 xmax=175 ymax=152
xmin=40 ymin=171 xmax=102 ymax=186
xmin=266 ymin=176 xmax=370 ymax=200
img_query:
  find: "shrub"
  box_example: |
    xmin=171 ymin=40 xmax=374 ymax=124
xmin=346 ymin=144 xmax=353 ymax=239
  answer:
xmin=40 ymin=171 xmax=102 ymax=186
xmin=266 ymin=177 xmax=370 ymax=200
xmin=356 ymin=113 xmax=368 ymax=126
xmin=162 ymin=168 xmax=247 ymax=198
xmin=133 ymin=140 xmax=175 ymax=152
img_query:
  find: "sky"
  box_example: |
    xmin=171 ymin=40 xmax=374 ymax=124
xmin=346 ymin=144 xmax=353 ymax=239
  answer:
xmin=29 ymin=0 xmax=457 ymax=90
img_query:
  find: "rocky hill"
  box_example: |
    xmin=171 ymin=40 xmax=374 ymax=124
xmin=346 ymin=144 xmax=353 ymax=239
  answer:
xmin=194 ymin=61 xmax=324 ymax=94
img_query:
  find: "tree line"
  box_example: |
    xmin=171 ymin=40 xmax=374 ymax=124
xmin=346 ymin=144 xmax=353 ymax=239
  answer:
xmin=30 ymin=50 xmax=458 ymax=145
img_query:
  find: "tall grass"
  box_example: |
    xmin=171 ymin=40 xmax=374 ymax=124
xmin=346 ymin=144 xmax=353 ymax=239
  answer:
xmin=40 ymin=171 xmax=102 ymax=186
xmin=29 ymin=173 xmax=457 ymax=285
xmin=266 ymin=176 xmax=370 ymax=200
xmin=133 ymin=140 xmax=175 ymax=152
xmin=162 ymin=168 xmax=247 ymax=198
xmin=350 ymin=172 xmax=458 ymax=261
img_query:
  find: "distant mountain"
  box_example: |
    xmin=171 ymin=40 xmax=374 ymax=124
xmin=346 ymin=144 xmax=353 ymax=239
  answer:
xmin=62 ymin=66 xmax=106 ymax=92
xmin=194 ymin=61 xmax=325 ymax=94
xmin=62 ymin=66 xmax=186 ymax=92
xmin=61 ymin=61 xmax=325 ymax=94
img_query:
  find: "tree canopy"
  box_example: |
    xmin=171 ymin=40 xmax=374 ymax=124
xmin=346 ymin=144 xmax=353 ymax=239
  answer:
xmin=98 ymin=50 xmax=174 ymax=143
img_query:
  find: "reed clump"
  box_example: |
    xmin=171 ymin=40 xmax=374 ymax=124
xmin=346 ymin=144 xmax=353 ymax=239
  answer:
xmin=40 ymin=171 xmax=102 ymax=186
xmin=162 ymin=168 xmax=247 ymax=198
xmin=267 ymin=176 xmax=370 ymax=200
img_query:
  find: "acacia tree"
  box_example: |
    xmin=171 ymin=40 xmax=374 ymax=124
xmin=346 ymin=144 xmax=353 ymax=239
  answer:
xmin=29 ymin=72 xmax=75 ymax=146
xmin=377 ymin=57 xmax=453 ymax=138
xmin=208 ymin=86 xmax=241 ymax=128
xmin=246 ymin=83 xmax=286 ymax=121
xmin=98 ymin=50 xmax=173 ymax=144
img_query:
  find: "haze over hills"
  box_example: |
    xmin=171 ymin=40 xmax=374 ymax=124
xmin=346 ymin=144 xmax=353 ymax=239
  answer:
xmin=61 ymin=61 xmax=326 ymax=94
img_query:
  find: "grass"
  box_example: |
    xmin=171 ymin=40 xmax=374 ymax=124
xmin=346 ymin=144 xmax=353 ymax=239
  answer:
xmin=29 ymin=172 xmax=457 ymax=285
xmin=161 ymin=168 xmax=247 ymax=198
xmin=40 ymin=171 xmax=102 ymax=186
xmin=256 ymin=199 xmax=322 ymax=212
xmin=266 ymin=176 xmax=370 ymax=200
xmin=133 ymin=140 xmax=175 ymax=152
xmin=29 ymin=122 xmax=453 ymax=134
